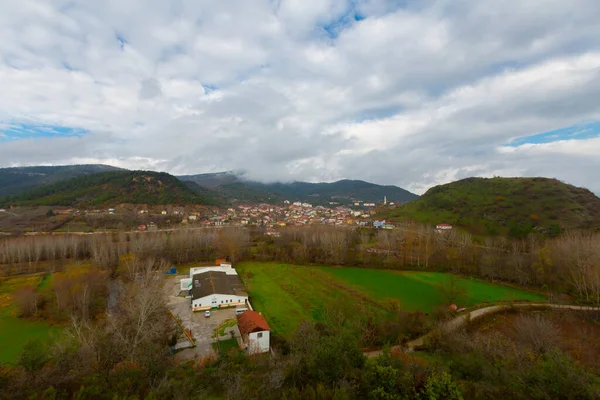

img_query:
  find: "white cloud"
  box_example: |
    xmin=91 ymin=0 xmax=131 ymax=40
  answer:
xmin=1 ymin=0 xmax=600 ymax=195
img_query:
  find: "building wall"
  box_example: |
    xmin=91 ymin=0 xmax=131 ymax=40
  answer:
xmin=191 ymin=293 xmax=248 ymax=311
xmin=180 ymin=278 xmax=192 ymax=291
xmin=247 ymin=330 xmax=270 ymax=354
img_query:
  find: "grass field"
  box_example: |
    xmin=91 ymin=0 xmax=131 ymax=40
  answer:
xmin=237 ymin=263 xmax=546 ymax=338
xmin=0 ymin=274 xmax=63 ymax=364
xmin=236 ymin=262 xmax=389 ymax=338
xmin=0 ymin=317 xmax=62 ymax=364
xmin=319 ymin=268 xmax=545 ymax=313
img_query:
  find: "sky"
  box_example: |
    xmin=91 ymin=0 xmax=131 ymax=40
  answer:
xmin=1 ymin=0 xmax=600 ymax=195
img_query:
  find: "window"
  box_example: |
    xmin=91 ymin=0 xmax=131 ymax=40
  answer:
xmin=221 ymin=300 xmax=223 ymax=303
xmin=257 ymin=332 xmax=263 ymax=338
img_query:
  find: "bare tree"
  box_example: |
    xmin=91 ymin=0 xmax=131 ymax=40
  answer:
xmin=106 ymin=270 xmax=174 ymax=360
xmin=321 ymin=228 xmax=350 ymax=264
xmin=514 ymin=313 xmax=560 ymax=353
xmin=216 ymin=227 xmax=250 ymax=262
xmin=13 ymin=285 xmax=41 ymax=317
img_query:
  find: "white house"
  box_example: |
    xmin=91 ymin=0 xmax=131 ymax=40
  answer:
xmin=190 ymin=269 xmax=248 ymax=311
xmin=237 ymin=310 xmax=270 ymax=354
xmin=436 ymin=223 xmax=453 ymax=230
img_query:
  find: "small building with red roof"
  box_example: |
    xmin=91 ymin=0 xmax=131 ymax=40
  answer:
xmin=236 ymin=310 xmax=270 ymax=354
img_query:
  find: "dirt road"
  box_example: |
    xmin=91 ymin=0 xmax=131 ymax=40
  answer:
xmin=364 ymin=303 xmax=599 ymax=358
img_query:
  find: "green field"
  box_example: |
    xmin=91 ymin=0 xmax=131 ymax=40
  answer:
xmin=237 ymin=263 xmax=545 ymax=339
xmin=237 ymin=263 xmax=389 ymax=338
xmin=319 ymin=268 xmax=545 ymax=312
xmin=0 ymin=274 xmax=63 ymax=364
xmin=0 ymin=317 xmax=62 ymax=364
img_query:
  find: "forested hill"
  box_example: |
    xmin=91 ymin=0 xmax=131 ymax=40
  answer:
xmin=0 ymin=171 xmax=219 ymax=207
xmin=179 ymin=173 xmax=419 ymax=204
xmin=0 ymin=164 xmax=123 ymax=197
xmin=379 ymin=177 xmax=600 ymax=236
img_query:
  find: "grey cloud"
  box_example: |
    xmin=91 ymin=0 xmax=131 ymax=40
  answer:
xmin=139 ymin=78 xmax=162 ymax=99
xmin=1 ymin=0 xmax=600 ymax=194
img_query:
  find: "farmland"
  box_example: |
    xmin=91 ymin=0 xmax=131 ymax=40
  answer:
xmin=237 ymin=262 xmax=546 ymax=339
xmin=0 ymin=274 xmax=63 ymax=364
xmin=236 ymin=262 xmax=389 ymax=338
xmin=319 ymin=268 xmax=545 ymax=312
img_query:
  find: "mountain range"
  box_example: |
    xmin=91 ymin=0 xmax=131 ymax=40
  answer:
xmin=0 ymin=165 xmax=418 ymax=207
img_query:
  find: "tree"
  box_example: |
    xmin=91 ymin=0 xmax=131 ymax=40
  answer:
xmin=438 ymin=275 xmax=468 ymax=305
xmin=514 ymin=314 xmax=560 ymax=354
xmin=321 ymin=228 xmax=350 ymax=264
xmin=422 ymin=371 xmax=463 ymax=400
xmin=216 ymin=227 xmax=250 ymax=263
xmin=13 ymin=285 xmax=41 ymax=317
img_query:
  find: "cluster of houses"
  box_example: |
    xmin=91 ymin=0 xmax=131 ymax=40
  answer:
xmin=199 ymin=201 xmax=377 ymax=229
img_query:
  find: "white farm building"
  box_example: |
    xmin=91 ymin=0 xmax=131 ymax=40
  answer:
xmin=186 ymin=264 xmax=248 ymax=311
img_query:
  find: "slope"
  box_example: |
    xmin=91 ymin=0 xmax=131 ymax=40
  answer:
xmin=1 ymin=171 xmax=218 ymax=207
xmin=379 ymin=177 xmax=600 ymax=236
xmin=0 ymin=164 xmax=123 ymax=197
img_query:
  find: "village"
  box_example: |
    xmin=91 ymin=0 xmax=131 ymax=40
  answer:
xmin=44 ymin=197 xmax=411 ymax=233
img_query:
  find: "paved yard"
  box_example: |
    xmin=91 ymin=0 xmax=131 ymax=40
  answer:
xmin=165 ymin=276 xmax=239 ymax=360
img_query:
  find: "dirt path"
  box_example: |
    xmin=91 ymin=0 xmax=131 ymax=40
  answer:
xmin=364 ymin=303 xmax=600 ymax=358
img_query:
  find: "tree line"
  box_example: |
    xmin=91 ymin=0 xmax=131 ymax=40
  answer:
xmin=1 ymin=224 xmax=599 ymax=304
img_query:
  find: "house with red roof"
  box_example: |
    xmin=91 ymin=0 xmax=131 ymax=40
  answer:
xmin=236 ymin=310 xmax=270 ymax=354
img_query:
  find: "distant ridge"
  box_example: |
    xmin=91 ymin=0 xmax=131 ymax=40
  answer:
xmin=1 ymin=170 xmax=218 ymax=207
xmin=0 ymin=164 xmax=123 ymax=197
xmin=0 ymin=165 xmax=418 ymax=206
xmin=178 ymin=173 xmax=419 ymax=205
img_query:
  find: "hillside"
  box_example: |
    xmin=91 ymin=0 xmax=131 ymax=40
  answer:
xmin=0 ymin=164 xmax=123 ymax=197
xmin=0 ymin=171 xmax=218 ymax=207
xmin=179 ymin=173 xmax=418 ymax=205
xmin=379 ymin=177 xmax=600 ymax=236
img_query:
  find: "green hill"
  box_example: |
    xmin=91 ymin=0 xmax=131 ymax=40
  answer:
xmin=379 ymin=177 xmax=600 ymax=237
xmin=1 ymin=171 xmax=219 ymax=207
xmin=0 ymin=164 xmax=123 ymax=197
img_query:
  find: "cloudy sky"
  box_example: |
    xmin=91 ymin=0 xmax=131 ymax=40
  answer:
xmin=1 ymin=0 xmax=600 ymax=194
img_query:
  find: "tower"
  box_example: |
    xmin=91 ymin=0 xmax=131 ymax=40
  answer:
xmin=384 ymin=195 xmax=387 ymax=205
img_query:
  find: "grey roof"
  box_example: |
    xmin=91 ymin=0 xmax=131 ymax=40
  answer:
xmin=191 ymin=271 xmax=247 ymax=299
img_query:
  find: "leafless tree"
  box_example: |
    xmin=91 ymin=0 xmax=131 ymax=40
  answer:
xmin=216 ymin=227 xmax=250 ymax=262
xmin=514 ymin=313 xmax=561 ymax=353
xmin=321 ymin=228 xmax=351 ymax=264
xmin=13 ymin=285 xmax=41 ymax=317
xmin=106 ymin=270 xmax=174 ymax=360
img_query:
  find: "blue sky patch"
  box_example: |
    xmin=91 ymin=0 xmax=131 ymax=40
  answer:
xmin=0 ymin=122 xmax=89 ymax=142
xmin=322 ymin=4 xmax=365 ymax=39
xmin=116 ymin=35 xmax=127 ymax=49
xmin=505 ymin=121 xmax=600 ymax=147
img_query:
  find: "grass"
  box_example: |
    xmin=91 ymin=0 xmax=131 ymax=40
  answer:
xmin=319 ymin=268 xmax=545 ymax=313
xmin=0 ymin=317 xmax=62 ymax=364
xmin=237 ymin=262 xmax=546 ymax=338
xmin=236 ymin=262 xmax=389 ymax=338
xmin=0 ymin=274 xmax=63 ymax=364
xmin=213 ymin=338 xmax=240 ymax=354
